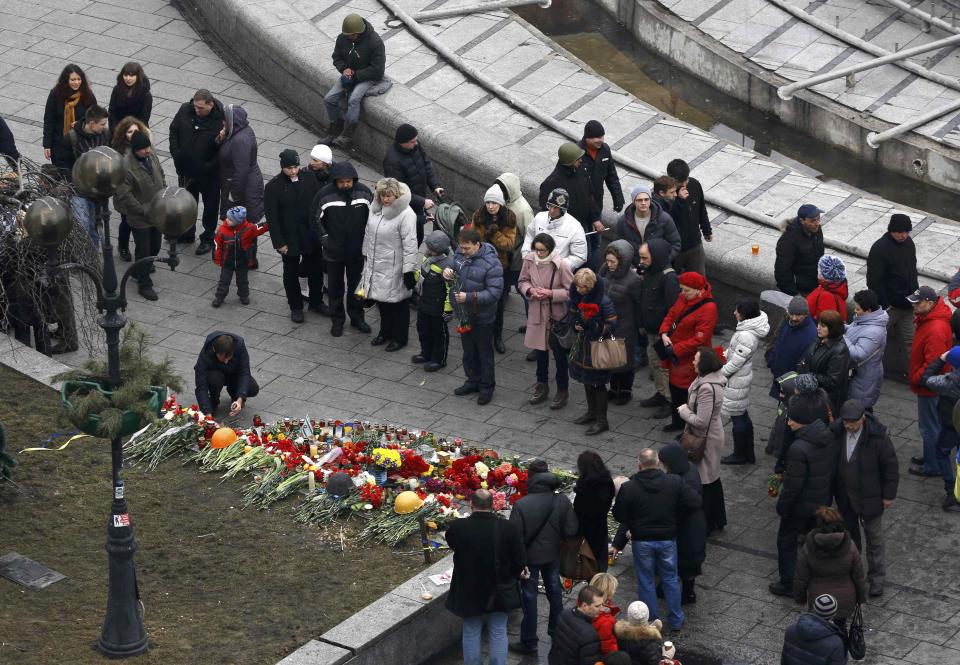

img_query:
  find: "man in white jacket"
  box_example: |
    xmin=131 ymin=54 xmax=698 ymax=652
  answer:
xmin=522 ymin=188 xmax=588 ymax=271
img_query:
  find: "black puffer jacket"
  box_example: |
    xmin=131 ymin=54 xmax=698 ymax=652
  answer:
xmin=383 ymin=141 xmax=439 ymax=224
xmin=798 ymin=337 xmax=850 ymax=413
xmin=548 ymin=609 xmax=601 ymax=665
xmin=578 ymin=139 xmax=624 ymax=211
xmin=538 ymin=162 xmax=599 ymax=231
xmin=509 ymin=472 xmax=578 ymax=566
xmin=332 ymin=21 xmax=385 ymax=83
xmin=311 ymin=162 xmax=373 ymax=262
xmin=264 ymin=170 xmax=316 ymax=257
xmin=781 ymin=614 xmax=848 ymax=665
xmin=612 ymin=468 xmax=700 ymax=545
xmin=866 ymin=232 xmax=918 ymax=310
xmin=168 ymin=97 xmax=224 ymax=182
xmin=829 ymin=415 xmax=898 ymax=519
xmin=777 ymin=420 xmax=836 ymax=518
xmin=445 ymin=512 xmax=525 ymax=618
xmin=672 ymin=176 xmax=711 ymax=251
xmin=775 ymin=218 xmax=824 ymax=296
xmin=659 ymin=443 xmax=707 ymax=579
xmin=601 ymin=239 xmax=643 ymax=364
xmin=639 ymin=237 xmax=680 ymax=335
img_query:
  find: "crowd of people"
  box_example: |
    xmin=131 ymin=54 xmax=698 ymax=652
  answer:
xmin=1 ymin=19 xmax=956 ymax=665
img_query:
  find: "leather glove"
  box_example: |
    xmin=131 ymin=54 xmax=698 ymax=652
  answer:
xmin=403 ymin=271 xmax=416 ymax=290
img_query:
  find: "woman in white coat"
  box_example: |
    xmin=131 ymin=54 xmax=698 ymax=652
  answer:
xmin=359 ymin=178 xmax=418 ymax=351
xmin=720 ymin=297 xmax=770 ymax=465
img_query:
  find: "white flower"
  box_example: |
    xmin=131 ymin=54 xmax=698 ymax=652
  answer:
xmin=475 ymin=461 xmax=490 ymax=477
xmin=163 ymin=411 xmax=175 ymax=421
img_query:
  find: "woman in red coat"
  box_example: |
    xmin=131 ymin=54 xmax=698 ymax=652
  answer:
xmin=658 ymin=272 xmax=718 ymax=432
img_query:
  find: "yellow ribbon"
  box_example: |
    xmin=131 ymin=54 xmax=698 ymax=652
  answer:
xmin=20 ymin=434 xmax=92 ymax=453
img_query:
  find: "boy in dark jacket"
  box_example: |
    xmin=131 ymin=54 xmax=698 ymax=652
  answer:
xmin=412 ymin=230 xmax=452 ymax=372
xmin=212 ymin=206 xmax=269 ymax=307
xmin=667 ymin=158 xmax=712 ymax=276
xmin=920 ymin=346 xmax=960 ymax=512
xmin=781 ymin=594 xmax=848 ymax=665
xmin=547 ymin=585 xmax=603 ymax=665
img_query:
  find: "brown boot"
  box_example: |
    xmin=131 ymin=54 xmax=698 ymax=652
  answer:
xmin=573 ymin=386 xmax=597 ymax=424
xmin=529 ymin=382 xmax=549 ymax=405
xmin=550 ymin=390 xmax=568 ymax=410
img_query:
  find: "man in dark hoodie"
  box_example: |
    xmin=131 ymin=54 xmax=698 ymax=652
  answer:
xmin=611 ymin=448 xmax=700 ymax=630
xmin=194 ymin=332 xmax=259 ymax=416
xmin=770 ymin=394 xmax=837 ymax=598
xmin=867 ymin=213 xmax=918 ymax=382
xmin=667 ymin=158 xmax=712 ymax=276
xmin=509 ymin=460 xmax=579 ymax=655
xmin=599 ymin=184 xmax=680 ymax=265
xmin=781 ymin=593 xmax=847 ymax=665
xmin=539 ymin=142 xmax=601 ymax=268
xmin=169 ymin=89 xmax=224 ymax=254
xmin=383 ymin=123 xmax=443 ymax=245
xmin=774 ymin=203 xmax=825 ymax=296
xmin=322 ymin=13 xmax=387 ymax=147
xmin=637 ymin=239 xmax=680 ymax=418
xmin=578 ymin=120 xmax=624 ymax=214
xmin=312 ymin=160 xmax=373 ymax=337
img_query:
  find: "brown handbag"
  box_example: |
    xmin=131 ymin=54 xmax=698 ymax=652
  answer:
xmin=559 ymin=536 xmax=598 ymax=581
xmin=680 ymin=384 xmax=716 ymax=464
xmin=590 ymin=336 xmax=628 ymax=370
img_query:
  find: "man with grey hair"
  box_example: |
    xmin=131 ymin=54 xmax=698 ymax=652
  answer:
xmin=611 ymin=448 xmax=699 ymax=631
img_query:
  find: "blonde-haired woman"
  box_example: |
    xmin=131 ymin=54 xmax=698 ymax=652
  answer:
xmin=111 ymin=116 xmax=151 ymax=262
xmin=360 ymin=178 xmax=418 ymax=351
xmin=568 ymin=268 xmax=617 ymax=435
xmin=589 ymin=572 xmax=621 ymax=655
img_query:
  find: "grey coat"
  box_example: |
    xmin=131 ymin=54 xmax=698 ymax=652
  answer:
xmin=218 ymin=105 xmax=264 ymax=222
xmin=113 ymin=151 xmax=165 ymax=230
xmin=599 ymin=239 xmax=642 ymax=365
xmin=843 ymin=308 xmax=888 ymax=408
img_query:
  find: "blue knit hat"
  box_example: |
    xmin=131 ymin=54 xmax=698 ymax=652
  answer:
xmin=226 ymin=206 xmax=247 ymax=225
xmin=818 ymin=255 xmax=846 ymax=283
xmin=947 ymin=346 xmax=960 ymax=368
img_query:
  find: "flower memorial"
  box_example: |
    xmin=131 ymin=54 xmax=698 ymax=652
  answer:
xmin=123 ymin=395 xmax=576 ymax=547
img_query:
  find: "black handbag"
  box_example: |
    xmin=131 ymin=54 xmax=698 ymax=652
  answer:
xmin=655 ymin=298 xmax=714 ymax=360
xmin=486 ymin=519 xmax=522 ymax=612
xmin=847 ymin=603 xmax=866 ymax=660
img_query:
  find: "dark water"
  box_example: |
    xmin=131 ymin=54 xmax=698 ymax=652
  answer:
xmin=516 ymin=0 xmax=957 ymax=219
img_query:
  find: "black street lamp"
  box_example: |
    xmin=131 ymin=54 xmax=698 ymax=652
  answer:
xmin=24 ymin=146 xmax=197 ymax=658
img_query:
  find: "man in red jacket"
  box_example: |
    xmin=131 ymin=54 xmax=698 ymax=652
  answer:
xmin=907 ymin=286 xmax=953 ymax=477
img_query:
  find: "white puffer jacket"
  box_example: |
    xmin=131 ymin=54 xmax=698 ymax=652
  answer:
xmin=359 ymin=182 xmax=418 ymax=303
xmin=721 ymin=311 xmax=771 ymax=416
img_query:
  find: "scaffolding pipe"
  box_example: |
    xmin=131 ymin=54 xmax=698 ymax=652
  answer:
xmin=778 ymin=32 xmax=960 ymax=100
xmin=375 ymin=0 xmax=955 ymax=282
xmin=877 ymin=0 xmax=960 ymax=35
xmin=413 ymin=0 xmax=550 ymax=21
xmin=767 ymin=0 xmax=960 ymax=94
xmin=867 ymin=98 xmax=960 ymax=146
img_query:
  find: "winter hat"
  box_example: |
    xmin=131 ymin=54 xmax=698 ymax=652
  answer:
xmin=949 ymin=288 xmax=960 ymax=308
xmin=583 ymin=119 xmax=605 ymax=139
xmin=777 ymin=371 xmax=799 ymax=396
xmin=130 ymin=131 xmax=151 ymax=152
xmin=557 ymin=141 xmax=584 ymax=166
xmin=528 ymin=459 xmax=549 ymax=476
xmin=678 ymin=271 xmax=707 ymax=290
xmin=626 ymin=601 xmax=650 ymax=625
xmin=226 ymin=206 xmax=246 ymax=225
xmin=279 ymin=148 xmax=300 ymax=167
xmin=947 ymin=346 xmax=960 ymax=368
xmin=310 ymin=144 xmax=333 ymax=164
xmin=546 ymin=188 xmax=569 ymax=212
xmin=483 ymin=185 xmax=505 ymax=206
xmin=630 ymin=184 xmax=651 ymax=201
xmin=787 ymin=394 xmax=821 ymax=425
xmin=787 ymin=295 xmax=810 ymax=316
xmin=395 ymin=123 xmax=417 ymax=144
xmin=817 ymin=255 xmax=846 ymax=283
xmin=797 ymin=203 xmax=822 ymax=220
xmin=813 ymin=594 xmax=838 ymax=620
xmin=794 ymin=373 xmax=819 ymax=395
xmin=425 ymin=229 xmax=451 ymax=254
xmin=342 ymin=13 xmax=365 ymax=34
xmin=839 ymin=399 xmax=866 ymax=421
xmin=888 ymin=213 xmax=912 ymax=233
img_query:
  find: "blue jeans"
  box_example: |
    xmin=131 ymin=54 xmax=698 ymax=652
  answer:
xmin=632 ymin=540 xmax=684 ymax=629
xmin=520 ymin=559 xmax=563 ymax=647
xmin=535 ymin=334 xmax=569 ymax=391
xmin=324 ymin=78 xmax=376 ymax=126
xmin=71 ymin=196 xmax=99 ymax=248
xmin=462 ymin=612 xmax=507 ymax=665
xmin=917 ymin=395 xmax=941 ymax=474
xmin=936 ymin=428 xmax=959 ymax=493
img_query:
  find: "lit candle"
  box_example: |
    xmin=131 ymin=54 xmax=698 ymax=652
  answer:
xmin=308 ymin=471 xmax=316 ymax=492
xmin=309 ymin=443 xmax=318 ymax=459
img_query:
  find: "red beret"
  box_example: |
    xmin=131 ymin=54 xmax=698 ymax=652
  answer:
xmin=679 ymin=272 xmax=707 ymax=290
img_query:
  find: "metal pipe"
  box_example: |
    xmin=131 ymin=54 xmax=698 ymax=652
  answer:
xmin=778 ymin=32 xmax=960 ymax=100
xmin=867 ymin=98 xmax=960 ymax=147
xmin=767 ymin=0 xmax=960 ymax=94
xmin=413 ymin=0 xmax=550 ymax=21
xmin=877 ymin=0 xmax=960 ymax=35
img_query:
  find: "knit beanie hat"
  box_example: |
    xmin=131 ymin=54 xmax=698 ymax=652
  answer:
xmin=425 ymin=229 xmax=451 ymax=254
xmin=888 ymin=213 xmax=912 ymax=233
xmin=813 ymin=594 xmax=838 ymax=620
xmin=583 ymin=119 xmax=605 ymax=139
xmin=787 ymin=295 xmax=810 ymax=316
xmin=630 ymin=184 xmax=651 ymax=201
xmin=947 ymin=346 xmax=960 ymax=368
xmin=226 ymin=206 xmax=246 ymax=225
xmin=794 ymin=373 xmax=819 ymax=395
xmin=528 ymin=459 xmax=548 ymax=476
xmin=279 ymin=148 xmax=299 ymax=167
xmin=788 ymin=394 xmax=821 ymax=425
xmin=130 ymin=131 xmax=151 ymax=152
xmin=818 ymin=255 xmax=846 ymax=283
xmin=546 ymin=188 xmax=569 ymax=212
xmin=310 ymin=144 xmax=333 ymax=164
xmin=395 ymin=123 xmax=417 ymax=144
xmin=626 ymin=601 xmax=650 ymax=625
xmin=484 ymin=185 xmax=505 ymax=206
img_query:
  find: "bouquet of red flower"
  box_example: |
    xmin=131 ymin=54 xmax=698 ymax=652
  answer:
xmin=578 ymin=302 xmax=600 ymax=321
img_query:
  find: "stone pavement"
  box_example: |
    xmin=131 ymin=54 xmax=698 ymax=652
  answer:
xmin=1 ymin=2 xmax=960 ymax=665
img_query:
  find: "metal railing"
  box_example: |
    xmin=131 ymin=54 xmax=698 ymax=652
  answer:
xmin=876 ymin=0 xmax=960 ymax=35
xmin=412 ymin=0 xmax=550 ymax=21
xmin=867 ymin=98 xmax=960 ymax=147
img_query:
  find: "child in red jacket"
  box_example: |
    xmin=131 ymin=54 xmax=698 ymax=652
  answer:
xmin=213 ymin=206 xmax=269 ymax=307
xmin=590 ymin=572 xmax=621 ymax=655
xmin=806 ymin=255 xmax=848 ymax=321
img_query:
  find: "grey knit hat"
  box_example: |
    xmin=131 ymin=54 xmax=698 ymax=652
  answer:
xmin=425 ymin=230 xmax=451 ymax=254
xmin=787 ymin=295 xmax=809 ymax=316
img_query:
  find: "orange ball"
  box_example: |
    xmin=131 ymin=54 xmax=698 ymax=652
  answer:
xmin=210 ymin=427 xmax=239 ymax=449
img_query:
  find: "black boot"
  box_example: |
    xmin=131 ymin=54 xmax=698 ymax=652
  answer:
xmin=573 ymin=386 xmax=597 ymax=424
xmin=320 ymin=119 xmax=344 ymax=145
xmin=722 ymin=425 xmax=756 ymax=465
xmin=586 ymin=387 xmax=609 ymax=435
xmin=681 ymin=577 xmax=697 ymax=604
